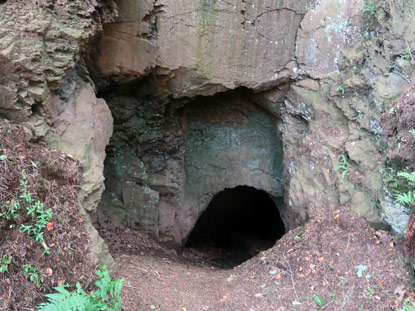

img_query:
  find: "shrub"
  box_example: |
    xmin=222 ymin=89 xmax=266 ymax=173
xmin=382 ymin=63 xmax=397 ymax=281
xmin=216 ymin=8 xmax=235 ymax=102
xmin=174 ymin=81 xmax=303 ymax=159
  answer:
xmin=37 ymin=268 xmax=124 ymax=311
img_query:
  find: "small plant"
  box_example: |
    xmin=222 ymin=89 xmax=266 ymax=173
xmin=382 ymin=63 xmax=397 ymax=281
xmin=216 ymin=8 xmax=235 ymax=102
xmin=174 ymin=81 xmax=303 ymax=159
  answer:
xmin=37 ymin=268 xmax=124 ymax=311
xmin=356 ymin=264 xmax=368 ymax=278
xmin=337 ymin=84 xmax=345 ymax=96
xmin=364 ymin=285 xmax=375 ymax=296
xmin=402 ymin=52 xmax=411 ymax=60
xmin=410 ymin=128 xmax=415 ymax=136
xmin=330 ymin=293 xmax=337 ymax=299
xmin=0 ymin=256 xmax=11 ymax=273
xmin=363 ymin=2 xmax=376 ymax=15
xmin=336 ymin=154 xmax=350 ymax=180
xmin=397 ymin=302 xmax=415 ymax=311
xmin=0 ymin=199 xmax=20 ymax=221
xmin=313 ymin=295 xmax=326 ymax=307
xmin=16 ymin=170 xmax=53 ymax=244
xmin=23 ymin=264 xmax=44 ymax=288
xmin=395 ymin=172 xmax=415 ymax=207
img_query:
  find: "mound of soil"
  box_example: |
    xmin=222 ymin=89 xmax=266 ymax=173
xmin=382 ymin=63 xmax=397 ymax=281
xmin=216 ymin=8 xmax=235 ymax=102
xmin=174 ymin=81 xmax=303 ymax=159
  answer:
xmin=0 ymin=122 xmax=97 ymax=310
xmin=102 ymin=208 xmax=413 ymax=311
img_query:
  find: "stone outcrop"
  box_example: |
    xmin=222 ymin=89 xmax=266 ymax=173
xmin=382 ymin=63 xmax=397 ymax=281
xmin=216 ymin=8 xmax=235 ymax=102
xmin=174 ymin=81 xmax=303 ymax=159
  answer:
xmin=46 ymin=75 xmax=113 ymax=212
xmin=96 ymin=90 xmax=287 ymax=246
xmin=2 ymin=0 xmax=415 ymax=251
xmin=0 ymin=0 xmax=116 ymax=121
xmin=90 ymin=0 xmax=316 ymax=96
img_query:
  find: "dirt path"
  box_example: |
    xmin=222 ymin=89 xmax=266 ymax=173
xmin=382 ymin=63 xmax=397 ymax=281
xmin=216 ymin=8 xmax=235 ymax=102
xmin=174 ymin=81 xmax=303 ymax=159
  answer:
xmin=105 ymin=210 xmax=414 ymax=311
xmin=116 ymin=253 xmax=227 ymax=311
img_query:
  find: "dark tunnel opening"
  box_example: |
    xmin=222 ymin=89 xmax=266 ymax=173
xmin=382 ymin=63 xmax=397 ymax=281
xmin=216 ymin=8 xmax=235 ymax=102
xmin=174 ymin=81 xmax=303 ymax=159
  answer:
xmin=185 ymin=186 xmax=285 ymax=267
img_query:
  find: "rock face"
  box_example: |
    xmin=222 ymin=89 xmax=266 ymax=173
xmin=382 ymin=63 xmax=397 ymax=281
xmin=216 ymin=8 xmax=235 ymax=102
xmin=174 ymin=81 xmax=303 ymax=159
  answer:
xmin=0 ymin=0 xmax=116 ymax=121
xmin=90 ymin=0 xmax=315 ymax=95
xmin=96 ymin=90 xmax=288 ymax=245
xmin=2 ymin=0 xmax=415 ymax=250
xmin=46 ymin=75 xmax=113 ymax=212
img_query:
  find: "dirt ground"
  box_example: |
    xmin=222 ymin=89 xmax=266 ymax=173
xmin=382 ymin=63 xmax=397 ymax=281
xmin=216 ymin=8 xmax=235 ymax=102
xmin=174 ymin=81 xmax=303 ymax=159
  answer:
xmin=0 ymin=124 xmax=98 ymax=310
xmin=101 ymin=208 xmax=414 ymax=311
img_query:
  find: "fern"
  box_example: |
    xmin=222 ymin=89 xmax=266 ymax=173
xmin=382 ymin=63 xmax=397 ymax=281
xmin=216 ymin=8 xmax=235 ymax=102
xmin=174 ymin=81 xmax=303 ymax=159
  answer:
xmin=37 ymin=269 xmax=124 ymax=311
xmin=37 ymin=283 xmax=90 ymax=311
xmin=397 ymin=302 xmax=415 ymax=311
xmin=396 ymin=192 xmax=415 ymax=206
xmin=397 ymin=172 xmax=415 ymax=183
xmin=395 ymin=172 xmax=415 ymax=207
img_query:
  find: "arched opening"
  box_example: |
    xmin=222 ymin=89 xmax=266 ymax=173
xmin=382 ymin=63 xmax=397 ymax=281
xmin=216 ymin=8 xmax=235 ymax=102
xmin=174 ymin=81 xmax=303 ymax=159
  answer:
xmin=185 ymin=186 xmax=285 ymax=267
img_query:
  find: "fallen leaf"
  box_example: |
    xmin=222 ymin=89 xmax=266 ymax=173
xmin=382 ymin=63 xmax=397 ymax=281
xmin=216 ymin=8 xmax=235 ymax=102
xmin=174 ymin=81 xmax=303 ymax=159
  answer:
xmin=46 ymin=222 xmax=54 ymax=231
xmin=317 ymin=256 xmax=325 ymax=262
xmin=41 ymin=241 xmax=48 ymax=250
xmin=378 ymin=280 xmax=385 ymax=285
xmin=46 ymin=268 xmax=53 ymax=277
xmin=58 ymin=280 xmax=63 ymax=286
xmin=275 ymin=273 xmax=281 ymax=280
xmin=334 ymin=214 xmax=340 ymax=220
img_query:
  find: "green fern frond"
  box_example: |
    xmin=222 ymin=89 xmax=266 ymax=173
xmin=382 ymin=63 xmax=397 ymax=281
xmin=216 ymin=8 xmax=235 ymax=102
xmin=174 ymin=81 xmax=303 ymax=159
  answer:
xmin=397 ymin=302 xmax=415 ymax=311
xmin=37 ymin=268 xmax=124 ymax=311
xmin=396 ymin=192 xmax=415 ymax=206
xmin=397 ymin=171 xmax=415 ymax=183
xmin=37 ymin=290 xmax=90 ymax=311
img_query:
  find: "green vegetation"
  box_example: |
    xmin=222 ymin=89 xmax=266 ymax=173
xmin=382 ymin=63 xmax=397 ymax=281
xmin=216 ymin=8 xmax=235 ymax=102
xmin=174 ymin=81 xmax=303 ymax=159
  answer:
xmin=0 ymin=170 xmax=52 ymax=244
xmin=336 ymin=84 xmax=345 ymax=96
xmin=363 ymin=2 xmax=376 ymax=15
xmin=19 ymin=170 xmax=53 ymax=244
xmin=397 ymin=302 xmax=415 ymax=311
xmin=23 ymin=264 xmax=44 ymax=288
xmin=313 ymin=295 xmax=326 ymax=307
xmin=395 ymin=172 xmax=415 ymax=207
xmin=402 ymin=52 xmax=411 ymax=60
xmin=37 ymin=268 xmax=124 ymax=311
xmin=0 ymin=256 xmax=11 ymax=273
xmin=336 ymin=154 xmax=350 ymax=180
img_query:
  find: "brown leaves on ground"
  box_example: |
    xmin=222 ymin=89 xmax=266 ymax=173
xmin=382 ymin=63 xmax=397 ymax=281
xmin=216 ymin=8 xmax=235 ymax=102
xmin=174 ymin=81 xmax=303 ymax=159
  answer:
xmin=0 ymin=122 xmax=97 ymax=310
xmin=104 ymin=208 xmax=412 ymax=311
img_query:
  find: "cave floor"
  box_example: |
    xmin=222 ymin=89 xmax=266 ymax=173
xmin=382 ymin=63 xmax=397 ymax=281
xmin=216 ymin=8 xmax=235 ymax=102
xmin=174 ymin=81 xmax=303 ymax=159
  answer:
xmin=100 ymin=210 xmax=413 ymax=311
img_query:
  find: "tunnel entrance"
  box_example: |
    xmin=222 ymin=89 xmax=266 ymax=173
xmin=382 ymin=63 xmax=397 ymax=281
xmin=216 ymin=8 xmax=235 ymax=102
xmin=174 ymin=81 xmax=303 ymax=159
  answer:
xmin=185 ymin=186 xmax=285 ymax=267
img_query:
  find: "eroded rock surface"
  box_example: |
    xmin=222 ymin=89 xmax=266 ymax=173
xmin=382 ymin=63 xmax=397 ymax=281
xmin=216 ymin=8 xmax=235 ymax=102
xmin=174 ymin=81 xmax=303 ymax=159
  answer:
xmin=91 ymin=0 xmax=316 ymax=96
xmin=97 ymin=90 xmax=287 ymax=246
xmin=2 ymin=0 xmax=415 ymax=256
